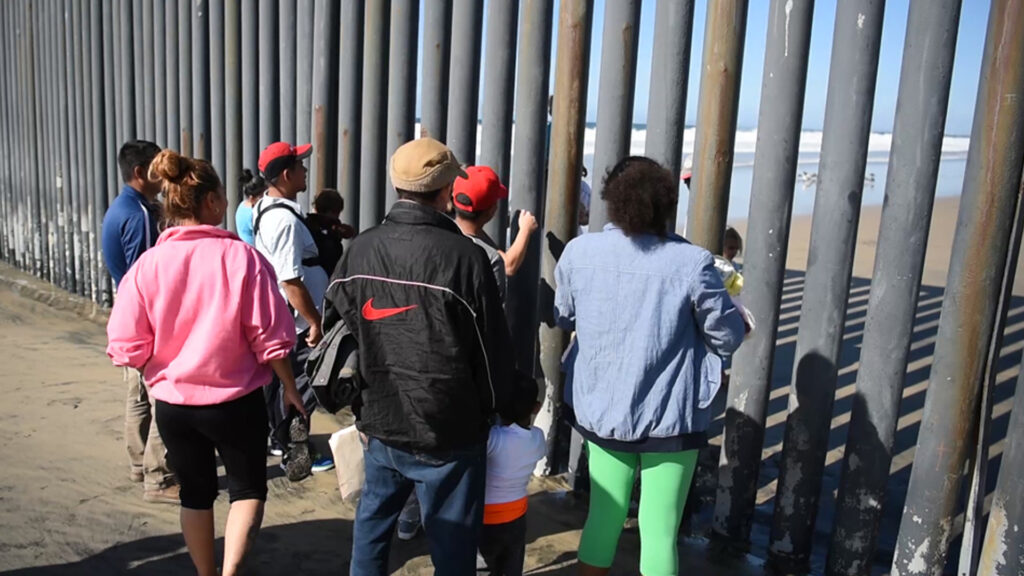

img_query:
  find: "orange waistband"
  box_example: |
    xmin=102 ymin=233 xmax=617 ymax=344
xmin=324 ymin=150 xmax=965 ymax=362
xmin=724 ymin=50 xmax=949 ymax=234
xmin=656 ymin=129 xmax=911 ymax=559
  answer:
xmin=483 ymin=497 xmax=528 ymax=525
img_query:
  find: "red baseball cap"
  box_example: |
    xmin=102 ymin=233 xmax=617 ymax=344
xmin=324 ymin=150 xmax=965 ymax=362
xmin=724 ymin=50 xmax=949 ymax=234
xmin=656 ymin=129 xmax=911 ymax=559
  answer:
xmin=259 ymin=142 xmax=312 ymax=180
xmin=452 ymin=166 xmax=508 ymax=213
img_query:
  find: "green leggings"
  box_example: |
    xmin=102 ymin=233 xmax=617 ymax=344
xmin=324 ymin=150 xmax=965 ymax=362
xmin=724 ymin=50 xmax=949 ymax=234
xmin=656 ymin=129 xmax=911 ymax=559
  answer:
xmin=577 ymin=442 xmax=698 ymax=576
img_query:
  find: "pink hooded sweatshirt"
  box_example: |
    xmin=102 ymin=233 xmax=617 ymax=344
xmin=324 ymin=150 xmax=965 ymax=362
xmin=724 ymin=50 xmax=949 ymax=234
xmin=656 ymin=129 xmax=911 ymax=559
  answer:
xmin=107 ymin=225 xmax=297 ymax=406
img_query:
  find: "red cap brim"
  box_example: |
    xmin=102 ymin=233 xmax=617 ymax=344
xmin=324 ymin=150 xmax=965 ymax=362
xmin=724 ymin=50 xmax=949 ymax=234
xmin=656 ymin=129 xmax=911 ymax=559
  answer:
xmin=294 ymin=143 xmax=313 ymax=159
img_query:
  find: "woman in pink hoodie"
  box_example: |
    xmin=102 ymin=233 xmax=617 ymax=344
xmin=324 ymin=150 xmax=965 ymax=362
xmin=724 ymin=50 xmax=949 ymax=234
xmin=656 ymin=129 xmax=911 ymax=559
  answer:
xmin=107 ymin=149 xmax=306 ymax=576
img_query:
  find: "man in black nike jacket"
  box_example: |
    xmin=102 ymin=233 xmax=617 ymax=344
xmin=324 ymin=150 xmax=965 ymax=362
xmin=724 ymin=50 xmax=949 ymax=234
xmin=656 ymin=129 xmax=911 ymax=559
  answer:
xmin=326 ymin=137 xmax=514 ymax=576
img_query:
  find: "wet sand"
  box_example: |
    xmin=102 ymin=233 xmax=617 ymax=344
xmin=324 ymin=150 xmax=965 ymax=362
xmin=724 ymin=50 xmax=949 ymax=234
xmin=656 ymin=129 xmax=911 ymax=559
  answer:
xmin=0 ymin=195 xmax=1017 ymax=575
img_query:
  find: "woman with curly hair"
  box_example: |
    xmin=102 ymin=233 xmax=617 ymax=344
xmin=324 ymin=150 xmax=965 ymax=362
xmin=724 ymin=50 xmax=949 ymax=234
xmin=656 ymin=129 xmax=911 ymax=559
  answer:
xmin=554 ymin=156 xmax=746 ymax=576
xmin=106 ymin=149 xmax=307 ymax=576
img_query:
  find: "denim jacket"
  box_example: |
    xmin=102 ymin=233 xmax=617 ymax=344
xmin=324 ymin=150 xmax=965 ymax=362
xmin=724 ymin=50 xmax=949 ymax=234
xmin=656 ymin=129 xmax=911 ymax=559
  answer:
xmin=554 ymin=224 xmax=745 ymax=442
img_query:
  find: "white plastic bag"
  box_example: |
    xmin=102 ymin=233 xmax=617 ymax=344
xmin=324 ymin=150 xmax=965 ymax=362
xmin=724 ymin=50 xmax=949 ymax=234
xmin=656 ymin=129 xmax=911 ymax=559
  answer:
xmin=329 ymin=425 xmax=364 ymax=503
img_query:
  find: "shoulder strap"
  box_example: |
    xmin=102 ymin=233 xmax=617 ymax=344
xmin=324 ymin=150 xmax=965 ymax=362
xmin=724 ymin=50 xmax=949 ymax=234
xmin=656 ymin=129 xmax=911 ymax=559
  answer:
xmin=253 ymin=202 xmax=305 ymax=239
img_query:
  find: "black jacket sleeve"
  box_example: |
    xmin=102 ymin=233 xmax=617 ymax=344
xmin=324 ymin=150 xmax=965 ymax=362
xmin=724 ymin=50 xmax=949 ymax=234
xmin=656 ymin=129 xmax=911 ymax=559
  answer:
xmin=472 ymin=255 xmax=515 ymax=417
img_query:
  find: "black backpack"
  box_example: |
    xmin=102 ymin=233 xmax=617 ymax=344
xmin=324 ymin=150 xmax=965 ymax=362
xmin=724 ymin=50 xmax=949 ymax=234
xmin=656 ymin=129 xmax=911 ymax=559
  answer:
xmin=253 ymin=202 xmax=341 ymax=276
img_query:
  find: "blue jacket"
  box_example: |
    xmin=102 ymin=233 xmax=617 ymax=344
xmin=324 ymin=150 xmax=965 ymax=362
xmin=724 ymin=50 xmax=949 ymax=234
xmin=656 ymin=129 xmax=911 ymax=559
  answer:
xmin=554 ymin=224 xmax=745 ymax=442
xmin=101 ymin=186 xmax=158 ymax=288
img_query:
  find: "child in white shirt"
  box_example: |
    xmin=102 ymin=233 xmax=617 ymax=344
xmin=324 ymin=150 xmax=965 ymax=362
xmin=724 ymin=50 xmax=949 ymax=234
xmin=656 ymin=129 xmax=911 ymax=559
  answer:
xmin=478 ymin=373 xmax=546 ymax=576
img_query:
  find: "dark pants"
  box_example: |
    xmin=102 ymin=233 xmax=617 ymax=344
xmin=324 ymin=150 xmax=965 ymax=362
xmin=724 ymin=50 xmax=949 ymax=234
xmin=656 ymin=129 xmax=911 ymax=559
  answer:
xmin=264 ymin=334 xmax=318 ymax=448
xmin=155 ymin=389 xmax=268 ymax=509
xmin=350 ymin=437 xmax=487 ymax=576
xmin=478 ymin=515 xmax=527 ymax=576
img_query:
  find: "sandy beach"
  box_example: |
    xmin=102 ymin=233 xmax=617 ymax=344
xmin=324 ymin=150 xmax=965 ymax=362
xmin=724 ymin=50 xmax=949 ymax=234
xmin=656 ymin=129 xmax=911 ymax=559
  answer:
xmin=0 ymin=195 xmax=1017 ymax=575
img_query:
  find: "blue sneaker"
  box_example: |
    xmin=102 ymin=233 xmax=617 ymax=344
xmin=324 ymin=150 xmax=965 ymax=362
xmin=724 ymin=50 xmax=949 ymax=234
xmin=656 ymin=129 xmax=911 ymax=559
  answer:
xmin=311 ymin=455 xmax=335 ymax=473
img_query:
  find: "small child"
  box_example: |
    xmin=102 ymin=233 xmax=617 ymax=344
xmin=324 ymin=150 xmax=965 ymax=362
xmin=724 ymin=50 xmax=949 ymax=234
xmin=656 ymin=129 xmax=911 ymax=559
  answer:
xmin=478 ymin=373 xmax=547 ymax=576
xmin=714 ymin=226 xmax=755 ymax=335
xmin=306 ymin=188 xmax=357 ymax=275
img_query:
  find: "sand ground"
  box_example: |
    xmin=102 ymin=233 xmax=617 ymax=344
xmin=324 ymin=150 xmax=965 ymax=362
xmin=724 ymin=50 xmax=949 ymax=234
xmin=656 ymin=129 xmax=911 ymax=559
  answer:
xmin=0 ymin=196 xmax=1018 ymax=575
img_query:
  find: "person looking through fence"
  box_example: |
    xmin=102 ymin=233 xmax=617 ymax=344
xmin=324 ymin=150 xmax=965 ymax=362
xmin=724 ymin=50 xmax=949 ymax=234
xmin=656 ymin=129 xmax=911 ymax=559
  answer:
xmin=305 ymin=188 xmax=357 ymax=276
xmin=101 ymin=140 xmax=178 ymax=505
xmin=554 ymin=156 xmax=745 ymax=576
xmin=106 ymin=149 xmax=305 ymax=576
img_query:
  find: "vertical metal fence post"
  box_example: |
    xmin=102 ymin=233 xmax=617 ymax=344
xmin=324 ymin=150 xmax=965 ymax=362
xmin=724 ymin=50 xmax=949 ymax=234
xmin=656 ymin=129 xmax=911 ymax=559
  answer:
xmin=587 ymin=0 xmax=641 ymax=231
xmin=210 ymin=0 xmax=225 ymax=178
xmin=178 ymin=0 xmax=192 ymax=155
xmin=295 ymin=0 xmax=313 ymax=210
xmin=446 ymin=0 xmax=483 ymax=166
xmin=121 ymin=0 xmax=136 ymax=141
xmin=309 ymin=0 xmax=335 ymax=199
xmin=827 ymin=2 xmax=962 ymax=574
xmin=507 ymin=0 xmax=553 ymax=374
xmin=713 ymin=0 xmax=814 ymax=549
xmin=104 ymin=0 xmax=118 ymax=209
xmin=28 ymin=0 xmax=44 ymax=278
xmin=279 ymin=0 xmax=297 ymax=144
xmin=241 ymin=1 xmax=256 ymax=169
xmin=49 ymin=0 xmax=67 ymax=286
xmin=359 ymin=0 xmax=388 ymax=229
xmin=978 ymin=361 xmax=1024 ymax=576
xmin=154 ymin=0 xmax=166 ymax=146
xmin=225 ymin=0 xmax=241 ymax=231
xmin=91 ymin=0 xmax=110 ymax=304
xmin=59 ymin=0 xmax=76 ymax=289
xmin=165 ymin=0 xmax=179 ymax=151
xmin=891 ymin=1 xmax=1024 ymax=573
xmin=643 ymin=0 xmax=694 ymax=232
xmin=768 ymin=1 xmax=886 ymax=571
xmin=192 ymin=0 xmax=209 ymax=160
xmin=385 ymin=0 xmax=418 ymax=208
xmin=479 ymin=0 xmax=518 ymax=246
xmin=258 ymin=0 xmax=277 ymax=156
xmin=686 ymin=0 xmax=749 ymax=254
xmin=337 ymin=0 xmax=364 ymax=228
xmin=421 ymin=0 xmax=451 ymax=142
xmin=71 ymin=0 xmax=89 ymax=295
xmin=141 ymin=0 xmax=154 ymax=139
xmin=536 ymin=0 xmax=593 ymax=475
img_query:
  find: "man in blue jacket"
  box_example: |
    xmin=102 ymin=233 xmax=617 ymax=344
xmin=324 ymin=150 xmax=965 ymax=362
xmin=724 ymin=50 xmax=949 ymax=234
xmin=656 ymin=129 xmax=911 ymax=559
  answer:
xmin=101 ymin=140 xmax=177 ymax=504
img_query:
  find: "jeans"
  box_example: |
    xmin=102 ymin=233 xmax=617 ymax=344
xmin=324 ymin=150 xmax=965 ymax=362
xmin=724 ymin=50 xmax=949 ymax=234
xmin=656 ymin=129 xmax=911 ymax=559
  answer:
xmin=124 ymin=368 xmax=174 ymax=491
xmin=350 ymin=437 xmax=486 ymax=576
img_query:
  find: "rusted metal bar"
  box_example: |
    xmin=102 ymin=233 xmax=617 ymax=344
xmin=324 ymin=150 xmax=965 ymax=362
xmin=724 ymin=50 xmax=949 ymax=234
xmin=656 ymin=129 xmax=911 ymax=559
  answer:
xmin=309 ymin=0 xmax=335 ymax=198
xmin=279 ymin=0 xmax=297 ymax=144
xmin=587 ymin=0 xmax=641 ymax=231
xmin=507 ymin=0 xmax=554 ymax=374
xmin=446 ymin=0 xmax=482 ymax=166
xmin=480 ymin=0 xmax=518 ymax=247
xmin=686 ymin=0 xmax=749 ymax=254
xmin=192 ymin=0 xmax=209 ymax=160
xmin=826 ymin=2 xmax=962 ymax=574
xmin=536 ymin=0 xmax=593 ymax=475
xmin=337 ymin=0 xmax=363 ymax=228
xmin=359 ymin=0 xmax=388 ymax=228
xmin=178 ymin=0 xmax=192 ymax=156
xmin=421 ymin=0 xmax=451 ymax=142
xmin=643 ymin=0 xmax=694 ymax=232
xmin=891 ymin=2 xmax=1024 ymax=572
xmin=165 ymin=0 xmax=179 ymax=151
xmin=713 ymin=0 xmax=814 ymax=549
xmin=225 ymin=0 xmax=241 ymax=231
xmin=153 ymin=0 xmax=166 ymax=146
xmin=768 ymin=0 xmax=885 ymax=572
xmin=385 ymin=0 xmax=418 ymax=207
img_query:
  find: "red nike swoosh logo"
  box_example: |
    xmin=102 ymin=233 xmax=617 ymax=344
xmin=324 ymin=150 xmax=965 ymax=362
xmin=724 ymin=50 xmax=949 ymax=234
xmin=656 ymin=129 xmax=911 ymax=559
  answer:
xmin=362 ymin=298 xmax=418 ymax=321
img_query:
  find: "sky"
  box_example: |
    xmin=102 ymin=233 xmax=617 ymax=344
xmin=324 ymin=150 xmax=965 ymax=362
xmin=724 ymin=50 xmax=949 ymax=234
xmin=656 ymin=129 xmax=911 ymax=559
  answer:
xmin=419 ymin=0 xmax=990 ymax=136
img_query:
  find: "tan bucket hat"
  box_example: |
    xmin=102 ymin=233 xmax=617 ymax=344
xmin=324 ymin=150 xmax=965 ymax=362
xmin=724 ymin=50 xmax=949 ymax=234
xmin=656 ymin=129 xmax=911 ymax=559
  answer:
xmin=389 ymin=138 xmax=468 ymax=193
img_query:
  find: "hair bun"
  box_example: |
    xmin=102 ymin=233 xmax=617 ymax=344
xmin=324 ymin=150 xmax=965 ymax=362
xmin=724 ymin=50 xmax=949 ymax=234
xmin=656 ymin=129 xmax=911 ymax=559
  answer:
xmin=149 ymin=149 xmax=193 ymax=184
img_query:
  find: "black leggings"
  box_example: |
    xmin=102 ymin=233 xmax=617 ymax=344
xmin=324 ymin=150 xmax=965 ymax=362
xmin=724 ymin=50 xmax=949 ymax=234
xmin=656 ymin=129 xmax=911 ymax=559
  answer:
xmin=155 ymin=389 xmax=269 ymax=510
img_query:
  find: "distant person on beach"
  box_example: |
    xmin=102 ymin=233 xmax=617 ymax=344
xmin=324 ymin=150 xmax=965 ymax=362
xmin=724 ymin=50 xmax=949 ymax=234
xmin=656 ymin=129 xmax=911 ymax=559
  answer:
xmin=252 ymin=141 xmax=332 ymax=481
xmin=554 ymin=156 xmax=745 ymax=576
xmin=326 ymin=138 xmax=514 ymax=575
xmin=100 ymin=140 xmax=177 ymax=505
xmin=235 ymin=169 xmax=267 ymax=245
xmin=477 ymin=373 xmax=546 ymax=576
xmin=106 ymin=149 xmax=305 ymax=576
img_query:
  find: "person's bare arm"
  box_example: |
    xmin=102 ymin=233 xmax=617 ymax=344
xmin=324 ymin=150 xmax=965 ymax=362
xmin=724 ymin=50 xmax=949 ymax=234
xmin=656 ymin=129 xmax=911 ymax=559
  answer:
xmin=281 ymin=278 xmax=323 ymax=346
xmin=499 ymin=210 xmax=539 ymax=277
